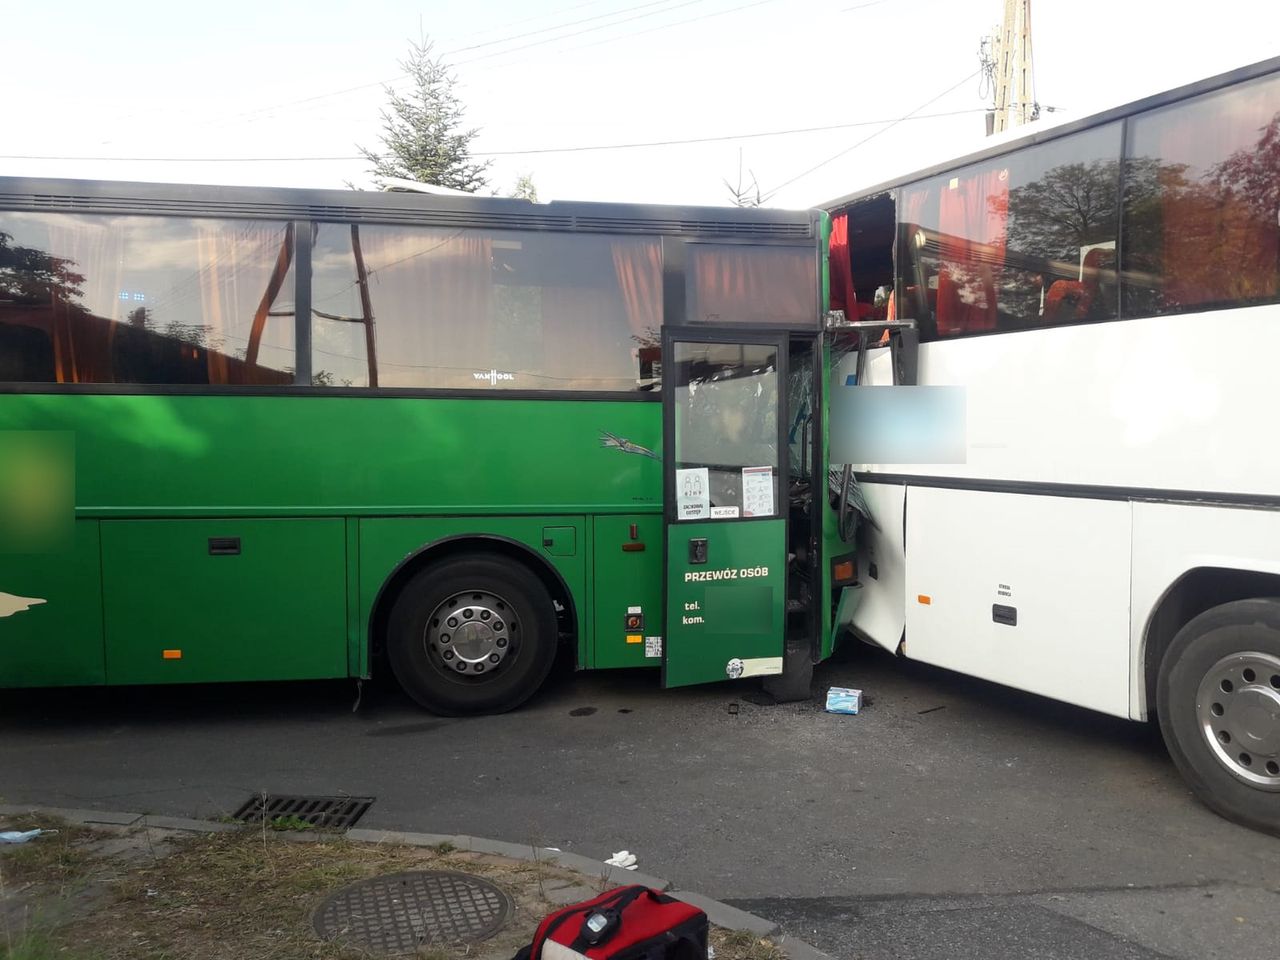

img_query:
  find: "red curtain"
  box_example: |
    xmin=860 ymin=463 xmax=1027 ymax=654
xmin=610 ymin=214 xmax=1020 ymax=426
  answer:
xmin=610 ymin=238 xmax=662 ymax=341
xmin=688 ymin=245 xmax=815 ymax=325
xmin=936 ymin=168 xmax=1009 ymax=336
xmin=828 ymin=212 xmax=857 ymax=316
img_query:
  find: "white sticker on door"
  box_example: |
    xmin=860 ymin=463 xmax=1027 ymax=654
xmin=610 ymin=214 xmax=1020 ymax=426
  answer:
xmin=676 ymin=467 xmax=710 ymax=520
xmin=741 ymin=466 xmax=774 ymax=518
xmin=644 ymin=636 xmax=662 ymax=658
xmin=710 ymin=505 xmax=739 ymax=519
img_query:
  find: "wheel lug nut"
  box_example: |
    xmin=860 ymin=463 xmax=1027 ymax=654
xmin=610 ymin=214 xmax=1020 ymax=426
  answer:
xmin=496 ymin=638 xmax=507 ymax=648
xmin=489 ymin=654 xmax=499 ymax=663
xmin=447 ymin=617 xmax=458 ymax=628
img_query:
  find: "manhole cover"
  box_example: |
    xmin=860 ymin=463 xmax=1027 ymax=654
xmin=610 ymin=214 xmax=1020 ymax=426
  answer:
xmin=314 ymin=870 xmax=514 ymax=955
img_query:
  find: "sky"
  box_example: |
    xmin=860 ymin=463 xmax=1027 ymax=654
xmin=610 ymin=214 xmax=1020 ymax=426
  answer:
xmin=3 ymin=0 xmax=1278 ymax=209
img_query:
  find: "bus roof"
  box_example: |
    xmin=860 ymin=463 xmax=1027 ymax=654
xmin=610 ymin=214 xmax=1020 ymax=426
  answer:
xmin=0 ymin=175 xmax=819 ymax=241
xmin=821 ymin=52 xmax=1280 ymax=212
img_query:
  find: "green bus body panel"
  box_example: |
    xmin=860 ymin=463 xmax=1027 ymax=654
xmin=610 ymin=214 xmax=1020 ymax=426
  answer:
xmin=0 ymin=520 xmax=104 ymax=686
xmin=663 ymin=518 xmax=787 ymax=687
xmin=821 ymin=340 xmax=838 ymax=658
xmin=0 ymin=394 xmax=661 ymax=515
xmin=101 ymin=519 xmax=347 ymax=684
xmin=357 ymin=516 xmax=587 ymax=661
xmin=0 ymin=394 xmax=662 ymax=688
xmin=591 ymin=515 xmax=663 ymax=669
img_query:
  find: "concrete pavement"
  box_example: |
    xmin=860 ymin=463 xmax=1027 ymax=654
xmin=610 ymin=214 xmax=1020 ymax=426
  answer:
xmin=3 ymin=644 xmax=1277 ymax=958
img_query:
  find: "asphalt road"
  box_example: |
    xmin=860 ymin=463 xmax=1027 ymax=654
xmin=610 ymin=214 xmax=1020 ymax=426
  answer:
xmin=3 ymin=643 xmax=1278 ymax=960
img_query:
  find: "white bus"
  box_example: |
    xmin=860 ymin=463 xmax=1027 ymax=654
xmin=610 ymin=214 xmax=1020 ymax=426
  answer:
xmin=824 ymin=54 xmax=1280 ymax=835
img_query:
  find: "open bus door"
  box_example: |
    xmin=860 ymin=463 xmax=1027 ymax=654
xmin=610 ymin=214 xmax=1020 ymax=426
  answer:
xmin=661 ymin=328 xmax=789 ymax=687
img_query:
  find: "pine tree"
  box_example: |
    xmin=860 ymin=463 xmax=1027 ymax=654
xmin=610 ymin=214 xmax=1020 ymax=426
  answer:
xmin=509 ymin=174 xmax=539 ymax=202
xmin=357 ymin=38 xmax=491 ymax=192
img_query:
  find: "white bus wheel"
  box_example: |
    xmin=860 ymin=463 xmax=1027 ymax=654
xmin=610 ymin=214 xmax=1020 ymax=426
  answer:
xmin=1157 ymin=598 xmax=1280 ymax=836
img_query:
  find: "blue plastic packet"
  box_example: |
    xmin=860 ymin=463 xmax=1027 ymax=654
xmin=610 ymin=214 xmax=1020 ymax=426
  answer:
xmin=1 ymin=829 xmax=44 ymax=844
xmin=825 ymin=686 xmax=863 ymax=715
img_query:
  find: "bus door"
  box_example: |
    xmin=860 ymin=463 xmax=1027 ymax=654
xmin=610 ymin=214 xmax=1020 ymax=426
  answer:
xmin=661 ymin=329 xmax=788 ymax=688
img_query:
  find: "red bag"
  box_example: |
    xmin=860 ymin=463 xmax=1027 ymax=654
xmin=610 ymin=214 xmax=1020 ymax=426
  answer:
xmin=514 ymin=886 xmax=708 ymax=960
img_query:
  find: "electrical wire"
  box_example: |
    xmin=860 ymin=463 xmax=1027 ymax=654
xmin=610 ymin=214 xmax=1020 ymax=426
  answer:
xmin=0 ymin=108 xmax=990 ymax=165
xmin=758 ymin=69 xmax=981 ymax=203
xmin=453 ymin=0 xmax=705 ymax=64
xmin=552 ymin=0 xmax=778 ymax=56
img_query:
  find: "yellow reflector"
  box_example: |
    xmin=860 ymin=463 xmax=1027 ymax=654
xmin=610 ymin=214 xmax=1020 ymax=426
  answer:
xmin=162 ymin=649 xmax=183 ymax=660
xmin=917 ymin=595 xmax=932 ymax=606
xmin=625 ymin=634 xmax=643 ymax=644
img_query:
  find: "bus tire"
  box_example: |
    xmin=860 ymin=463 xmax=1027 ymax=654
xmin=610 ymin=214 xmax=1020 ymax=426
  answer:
xmin=387 ymin=554 xmax=557 ymax=716
xmin=1156 ymin=598 xmax=1280 ymax=836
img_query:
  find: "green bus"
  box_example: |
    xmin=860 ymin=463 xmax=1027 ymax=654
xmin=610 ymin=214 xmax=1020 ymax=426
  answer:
xmin=0 ymin=176 xmax=856 ymax=714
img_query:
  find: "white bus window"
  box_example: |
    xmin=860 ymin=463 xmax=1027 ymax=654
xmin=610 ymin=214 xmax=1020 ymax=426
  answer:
xmin=1122 ymin=72 xmax=1280 ymax=318
xmin=898 ymin=123 xmax=1122 ymax=339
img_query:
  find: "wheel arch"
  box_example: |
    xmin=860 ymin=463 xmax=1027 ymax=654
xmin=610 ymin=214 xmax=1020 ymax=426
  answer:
xmin=1139 ymin=565 xmax=1280 ymax=720
xmin=367 ymin=534 xmax=578 ymax=669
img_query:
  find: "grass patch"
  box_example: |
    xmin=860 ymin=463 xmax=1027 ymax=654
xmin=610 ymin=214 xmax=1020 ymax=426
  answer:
xmin=3 ymin=817 xmax=776 ymax=960
xmin=267 ymin=814 xmax=316 ymax=832
xmin=0 ymin=815 xmax=99 ymax=893
xmin=2 ymin=928 xmax=100 ymax=960
xmin=711 ymin=928 xmax=786 ymax=960
xmin=3 ymin=821 xmax=579 ymax=960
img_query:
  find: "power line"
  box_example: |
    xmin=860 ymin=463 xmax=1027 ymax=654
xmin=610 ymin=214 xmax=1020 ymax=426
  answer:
xmin=131 ymin=1 xmax=704 ymax=132
xmin=454 ymin=0 xmax=706 ymax=65
xmin=0 ymin=108 xmax=989 ymax=166
xmin=759 ymin=69 xmax=982 ymax=202
xmin=449 ymin=0 xmax=690 ymax=55
xmin=555 ymin=0 xmax=779 ymax=56
xmin=475 ymin=108 xmax=988 ymax=153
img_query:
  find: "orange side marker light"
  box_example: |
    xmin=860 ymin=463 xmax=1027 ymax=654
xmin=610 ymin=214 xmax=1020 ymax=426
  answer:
xmin=162 ymin=649 xmax=183 ymax=660
xmin=917 ymin=595 xmax=932 ymax=606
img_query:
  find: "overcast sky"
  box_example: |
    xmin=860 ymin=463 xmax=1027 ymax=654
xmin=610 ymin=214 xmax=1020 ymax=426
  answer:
xmin=4 ymin=0 xmax=1278 ymax=209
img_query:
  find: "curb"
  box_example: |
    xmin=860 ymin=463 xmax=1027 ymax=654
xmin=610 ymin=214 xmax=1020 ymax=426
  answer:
xmin=1 ymin=804 xmax=834 ymax=960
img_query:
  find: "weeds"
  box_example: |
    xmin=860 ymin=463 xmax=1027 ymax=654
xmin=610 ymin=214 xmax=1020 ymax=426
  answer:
xmin=268 ymin=815 xmax=316 ymax=833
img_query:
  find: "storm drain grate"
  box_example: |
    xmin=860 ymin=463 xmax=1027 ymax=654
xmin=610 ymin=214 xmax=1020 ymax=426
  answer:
xmin=314 ymin=870 xmax=514 ymax=955
xmin=231 ymin=794 xmax=375 ymax=829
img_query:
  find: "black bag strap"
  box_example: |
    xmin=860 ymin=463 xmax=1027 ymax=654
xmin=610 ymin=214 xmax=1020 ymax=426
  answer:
xmin=531 ymin=887 xmax=648 ymax=960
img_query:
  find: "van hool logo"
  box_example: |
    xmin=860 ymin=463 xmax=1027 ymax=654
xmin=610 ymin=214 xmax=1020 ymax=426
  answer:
xmin=473 ymin=369 xmax=515 ymax=385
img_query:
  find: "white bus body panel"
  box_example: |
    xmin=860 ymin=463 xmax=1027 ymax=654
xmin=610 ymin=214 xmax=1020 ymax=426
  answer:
xmin=847 ymin=482 xmax=906 ymax=654
xmin=840 ymin=303 xmax=1280 ymax=720
xmin=903 ymin=487 xmax=1133 ymax=717
xmin=856 ymin=304 xmax=1280 ymax=495
xmin=1129 ymin=501 xmax=1280 ymax=719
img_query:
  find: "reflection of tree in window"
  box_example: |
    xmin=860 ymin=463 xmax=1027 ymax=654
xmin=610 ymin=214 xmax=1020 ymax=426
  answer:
xmin=1123 ymin=75 xmax=1280 ymax=316
xmin=1004 ymin=158 xmax=1120 ymax=325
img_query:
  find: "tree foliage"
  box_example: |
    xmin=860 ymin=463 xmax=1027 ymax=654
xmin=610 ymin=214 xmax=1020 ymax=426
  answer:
xmin=509 ymin=174 xmax=539 ymax=202
xmin=357 ymin=39 xmax=491 ymax=192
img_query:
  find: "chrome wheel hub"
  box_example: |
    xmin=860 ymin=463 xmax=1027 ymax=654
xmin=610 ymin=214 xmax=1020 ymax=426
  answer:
xmin=1196 ymin=651 xmax=1280 ymax=790
xmin=426 ymin=590 xmax=517 ymax=676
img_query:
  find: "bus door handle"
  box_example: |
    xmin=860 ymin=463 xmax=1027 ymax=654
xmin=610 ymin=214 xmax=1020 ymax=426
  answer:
xmin=208 ymin=537 xmax=241 ymax=556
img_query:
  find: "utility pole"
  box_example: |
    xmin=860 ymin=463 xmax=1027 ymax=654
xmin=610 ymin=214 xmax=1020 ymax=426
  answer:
xmin=981 ymin=0 xmax=1037 ymax=135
